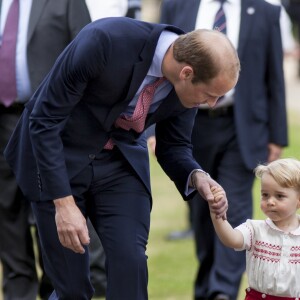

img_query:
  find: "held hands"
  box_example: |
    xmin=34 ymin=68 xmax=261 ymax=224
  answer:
xmin=54 ymin=195 xmax=90 ymax=254
xmin=191 ymin=171 xmax=228 ymax=219
xmin=209 ymin=186 xmax=228 ymax=219
xmin=209 ymin=186 xmax=244 ymax=248
xmin=210 ymin=186 xmax=227 ymax=215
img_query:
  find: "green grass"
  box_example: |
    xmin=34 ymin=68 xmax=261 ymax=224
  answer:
xmin=1 ymin=110 xmax=299 ymax=300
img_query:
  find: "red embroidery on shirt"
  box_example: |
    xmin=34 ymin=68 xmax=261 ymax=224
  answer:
xmin=291 ymin=246 xmax=300 ymax=251
xmin=254 ymin=246 xmax=281 ymax=256
xmin=255 ymin=241 xmax=282 ymax=250
xmin=289 ymin=259 xmax=300 ymax=264
xmin=289 ymin=245 xmax=300 ymax=263
xmin=253 ymin=253 xmax=280 ymax=263
xmin=252 ymin=241 xmax=281 ymax=263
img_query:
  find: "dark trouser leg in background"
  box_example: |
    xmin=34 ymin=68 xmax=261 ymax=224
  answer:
xmin=87 ymin=219 xmax=107 ymax=297
xmin=0 ymin=109 xmax=39 ymax=300
xmin=191 ymin=112 xmax=254 ymax=300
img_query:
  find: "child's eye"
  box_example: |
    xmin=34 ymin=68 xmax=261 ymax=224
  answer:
xmin=261 ymin=193 xmax=268 ymax=199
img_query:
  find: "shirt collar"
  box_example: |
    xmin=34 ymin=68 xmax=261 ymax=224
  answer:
xmin=147 ymin=30 xmax=178 ymax=78
xmin=265 ymin=215 xmax=300 ymax=236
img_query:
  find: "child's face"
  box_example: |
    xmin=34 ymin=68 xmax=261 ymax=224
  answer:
xmin=260 ymin=173 xmax=300 ymax=224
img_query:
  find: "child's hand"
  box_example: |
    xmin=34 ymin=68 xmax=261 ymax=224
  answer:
xmin=209 ymin=186 xmax=227 ymax=219
xmin=211 ymin=186 xmax=225 ymax=203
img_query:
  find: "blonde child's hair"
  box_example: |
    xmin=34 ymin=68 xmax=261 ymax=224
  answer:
xmin=255 ymin=158 xmax=300 ymax=191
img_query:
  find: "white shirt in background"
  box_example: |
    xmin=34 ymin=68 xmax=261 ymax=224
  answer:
xmin=85 ymin=0 xmax=128 ymax=21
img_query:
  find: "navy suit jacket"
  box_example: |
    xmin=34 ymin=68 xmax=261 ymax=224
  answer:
xmin=161 ymin=0 xmax=288 ymax=170
xmin=4 ymin=17 xmax=200 ymax=202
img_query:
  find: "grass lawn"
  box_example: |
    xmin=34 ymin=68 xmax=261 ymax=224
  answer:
xmin=0 ymin=110 xmax=299 ymax=300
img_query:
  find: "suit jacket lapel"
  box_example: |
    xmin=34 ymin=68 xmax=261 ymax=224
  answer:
xmin=238 ymin=0 xmax=256 ymax=58
xmin=145 ymin=88 xmax=184 ymax=127
xmin=101 ymin=57 xmax=151 ymax=131
xmin=27 ymin=0 xmax=47 ymax=44
xmin=104 ymin=25 xmax=183 ymax=130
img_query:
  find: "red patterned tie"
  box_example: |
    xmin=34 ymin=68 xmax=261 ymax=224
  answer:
xmin=0 ymin=0 xmax=19 ymax=107
xmin=104 ymin=77 xmax=165 ymax=149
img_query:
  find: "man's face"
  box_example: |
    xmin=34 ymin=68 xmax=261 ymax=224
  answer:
xmin=174 ymin=72 xmax=237 ymax=109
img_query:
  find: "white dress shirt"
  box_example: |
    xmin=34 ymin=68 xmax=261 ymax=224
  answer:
xmin=195 ymin=0 xmax=241 ymax=50
xmin=85 ymin=0 xmax=128 ymax=21
xmin=126 ymin=30 xmax=176 ymax=115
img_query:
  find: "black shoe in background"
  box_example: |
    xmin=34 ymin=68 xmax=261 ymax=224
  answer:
xmin=165 ymin=228 xmax=194 ymax=241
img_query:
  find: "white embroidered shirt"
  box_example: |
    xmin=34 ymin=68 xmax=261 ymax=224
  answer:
xmin=235 ymin=216 xmax=300 ymax=297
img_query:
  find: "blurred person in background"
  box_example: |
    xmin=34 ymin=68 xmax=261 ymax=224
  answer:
xmin=0 ymin=0 xmax=90 ymax=299
xmin=266 ymin=0 xmax=297 ymax=55
xmin=160 ymin=0 xmax=288 ymax=299
xmin=126 ymin=0 xmax=142 ymax=19
xmin=285 ymin=0 xmax=300 ymax=75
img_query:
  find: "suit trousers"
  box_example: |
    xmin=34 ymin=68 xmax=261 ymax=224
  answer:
xmin=32 ymin=147 xmax=151 ymax=300
xmin=87 ymin=219 xmax=107 ymax=297
xmin=190 ymin=109 xmax=254 ymax=300
xmin=0 ymin=104 xmax=39 ymax=300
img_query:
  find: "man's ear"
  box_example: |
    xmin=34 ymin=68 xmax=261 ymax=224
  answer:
xmin=179 ymin=66 xmax=194 ymax=80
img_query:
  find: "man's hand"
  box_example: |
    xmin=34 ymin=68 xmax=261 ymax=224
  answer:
xmin=54 ymin=195 xmax=90 ymax=254
xmin=268 ymin=143 xmax=282 ymax=162
xmin=147 ymin=136 xmax=156 ymax=155
xmin=191 ymin=171 xmax=228 ymax=219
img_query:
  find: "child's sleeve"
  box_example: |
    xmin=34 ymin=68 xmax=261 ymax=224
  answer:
xmin=234 ymin=219 xmax=254 ymax=251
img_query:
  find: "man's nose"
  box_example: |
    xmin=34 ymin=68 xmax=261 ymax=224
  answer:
xmin=206 ymin=97 xmax=219 ymax=108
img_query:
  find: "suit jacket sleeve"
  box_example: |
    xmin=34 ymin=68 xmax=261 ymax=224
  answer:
xmin=155 ymin=106 xmax=201 ymax=200
xmin=28 ymin=18 xmax=174 ymax=200
xmin=28 ymin=26 xmax=110 ymax=200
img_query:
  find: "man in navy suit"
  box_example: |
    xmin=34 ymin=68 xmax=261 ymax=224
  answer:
xmin=160 ymin=0 xmax=288 ymax=299
xmin=4 ymin=17 xmax=240 ymax=299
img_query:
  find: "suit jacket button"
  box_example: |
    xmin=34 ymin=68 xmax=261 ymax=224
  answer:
xmin=89 ymin=154 xmax=95 ymax=160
